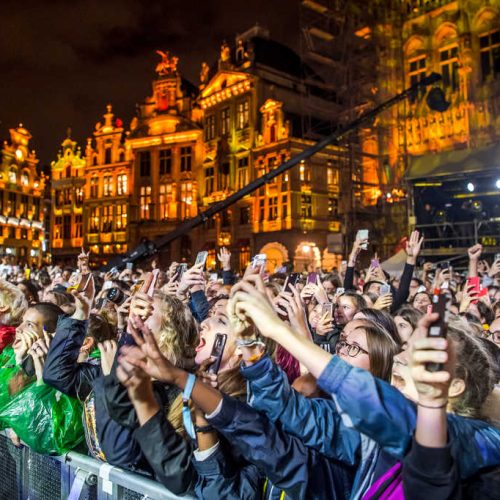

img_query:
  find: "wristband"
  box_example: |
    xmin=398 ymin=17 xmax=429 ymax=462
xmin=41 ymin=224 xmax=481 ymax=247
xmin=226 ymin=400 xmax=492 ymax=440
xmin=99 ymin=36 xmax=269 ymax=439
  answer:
xmin=195 ymin=424 xmax=215 ymax=434
xmin=182 ymin=373 xmax=197 ymax=440
xmin=418 ymin=401 xmax=447 ymax=410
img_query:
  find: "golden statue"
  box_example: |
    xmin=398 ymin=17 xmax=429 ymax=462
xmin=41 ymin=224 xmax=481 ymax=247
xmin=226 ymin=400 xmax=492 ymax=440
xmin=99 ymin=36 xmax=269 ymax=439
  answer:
xmin=220 ymin=41 xmax=231 ymax=62
xmin=155 ymin=50 xmax=179 ymax=76
xmin=200 ymin=62 xmax=210 ymax=84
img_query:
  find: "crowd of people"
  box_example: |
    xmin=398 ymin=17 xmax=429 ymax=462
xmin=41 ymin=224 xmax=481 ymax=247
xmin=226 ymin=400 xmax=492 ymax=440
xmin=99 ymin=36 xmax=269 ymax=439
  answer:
xmin=0 ymin=230 xmax=499 ymax=499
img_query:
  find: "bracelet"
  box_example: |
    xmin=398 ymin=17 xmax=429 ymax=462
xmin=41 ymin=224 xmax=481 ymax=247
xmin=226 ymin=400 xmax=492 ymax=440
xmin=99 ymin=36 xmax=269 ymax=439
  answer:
xmin=182 ymin=373 xmax=197 ymax=440
xmin=195 ymin=424 xmax=215 ymax=434
xmin=418 ymin=401 xmax=447 ymax=410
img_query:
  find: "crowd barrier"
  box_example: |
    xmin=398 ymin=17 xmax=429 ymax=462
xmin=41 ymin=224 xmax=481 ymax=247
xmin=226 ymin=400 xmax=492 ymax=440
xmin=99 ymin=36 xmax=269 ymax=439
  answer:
xmin=0 ymin=432 xmax=196 ymax=500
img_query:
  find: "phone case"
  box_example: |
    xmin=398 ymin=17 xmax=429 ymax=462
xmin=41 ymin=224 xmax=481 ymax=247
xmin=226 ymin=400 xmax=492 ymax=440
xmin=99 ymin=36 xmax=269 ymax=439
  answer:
xmin=426 ymin=293 xmax=451 ymax=372
xmin=208 ymin=334 xmax=227 ymax=375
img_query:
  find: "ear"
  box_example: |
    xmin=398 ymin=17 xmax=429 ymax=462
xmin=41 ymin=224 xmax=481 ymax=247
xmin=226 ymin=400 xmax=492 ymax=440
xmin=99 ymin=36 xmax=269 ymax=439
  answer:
xmin=80 ymin=337 xmax=95 ymax=353
xmin=448 ymin=377 xmax=466 ymax=399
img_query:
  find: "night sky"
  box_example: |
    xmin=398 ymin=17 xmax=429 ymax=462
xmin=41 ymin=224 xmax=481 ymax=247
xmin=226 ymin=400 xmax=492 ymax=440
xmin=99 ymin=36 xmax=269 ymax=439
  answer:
xmin=0 ymin=0 xmax=299 ymax=168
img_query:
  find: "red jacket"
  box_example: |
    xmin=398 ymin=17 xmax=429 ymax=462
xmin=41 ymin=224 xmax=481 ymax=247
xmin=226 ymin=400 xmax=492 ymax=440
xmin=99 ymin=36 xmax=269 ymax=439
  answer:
xmin=0 ymin=325 xmax=16 ymax=353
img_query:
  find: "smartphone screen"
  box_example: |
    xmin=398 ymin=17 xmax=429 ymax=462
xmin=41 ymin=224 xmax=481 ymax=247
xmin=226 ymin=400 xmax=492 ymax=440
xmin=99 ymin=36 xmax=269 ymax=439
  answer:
xmin=141 ymin=269 xmax=160 ymax=297
xmin=380 ymin=284 xmax=391 ymax=295
xmin=426 ymin=293 xmax=450 ymax=372
xmin=195 ymin=251 xmax=208 ymax=268
xmin=126 ymin=262 xmax=134 ymax=270
xmin=175 ymin=263 xmax=188 ymax=282
xmin=356 ymin=229 xmax=369 ymax=250
xmin=322 ymin=303 xmax=333 ymax=318
xmin=284 ymin=273 xmax=300 ymax=293
xmin=251 ymin=254 xmax=267 ymax=274
xmin=371 ymin=258 xmax=380 ymax=268
xmin=207 ymin=333 xmax=227 ymax=375
xmin=307 ymin=272 xmax=318 ymax=285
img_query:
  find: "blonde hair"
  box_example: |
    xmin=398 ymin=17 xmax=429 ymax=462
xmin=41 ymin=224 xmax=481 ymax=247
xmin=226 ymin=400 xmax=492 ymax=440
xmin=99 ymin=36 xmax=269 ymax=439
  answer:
xmin=0 ymin=280 xmax=28 ymax=326
xmin=153 ymin=291 xmax=199 ymax=370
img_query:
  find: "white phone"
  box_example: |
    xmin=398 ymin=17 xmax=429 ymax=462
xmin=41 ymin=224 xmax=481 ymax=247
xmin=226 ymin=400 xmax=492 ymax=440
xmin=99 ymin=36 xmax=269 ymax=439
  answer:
xmin=356 ymin=229 xmax=369 ymax=250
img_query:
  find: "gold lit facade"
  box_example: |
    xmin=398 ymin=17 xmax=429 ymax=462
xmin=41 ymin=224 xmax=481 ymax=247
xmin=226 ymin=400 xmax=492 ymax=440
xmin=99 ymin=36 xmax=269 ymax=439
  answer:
xmin=50 ymin=133 xmax=86 ymax=259
xmin=0 ymin=125 xmax=45 ymax=265
xmin=84 ymin=105 xmax=131 ymax=261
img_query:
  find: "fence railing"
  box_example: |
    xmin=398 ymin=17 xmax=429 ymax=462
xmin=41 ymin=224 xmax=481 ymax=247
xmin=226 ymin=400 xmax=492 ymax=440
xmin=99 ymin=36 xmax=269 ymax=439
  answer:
xmin=0 ymin=432 xmax=196 ymax=500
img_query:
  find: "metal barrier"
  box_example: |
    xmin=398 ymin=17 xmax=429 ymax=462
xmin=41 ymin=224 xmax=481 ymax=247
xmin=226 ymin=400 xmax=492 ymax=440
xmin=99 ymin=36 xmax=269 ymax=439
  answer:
xmin=0 ymin=433 xmax=196 ymax=500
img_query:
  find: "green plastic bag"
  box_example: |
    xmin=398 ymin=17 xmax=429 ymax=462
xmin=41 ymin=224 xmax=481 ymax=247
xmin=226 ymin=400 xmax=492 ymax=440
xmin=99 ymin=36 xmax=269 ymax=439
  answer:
xmin=0 ymin=347 xmax=32 ymax=410
xmin=0 ymin=383 xmax=85 ymax=455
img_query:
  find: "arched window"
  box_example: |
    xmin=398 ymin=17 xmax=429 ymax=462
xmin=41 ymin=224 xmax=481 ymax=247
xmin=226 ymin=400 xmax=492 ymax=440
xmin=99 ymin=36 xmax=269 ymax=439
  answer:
xmin=9 ymin=168 xmax=17 ymax=184
xmin=21 ymin=171 xmax=29 ymax=186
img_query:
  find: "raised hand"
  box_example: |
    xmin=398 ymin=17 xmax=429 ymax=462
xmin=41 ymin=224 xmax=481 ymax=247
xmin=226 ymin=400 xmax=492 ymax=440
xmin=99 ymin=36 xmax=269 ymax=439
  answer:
xmin=406 ymin=230 xmax=424 ymax=265
xmin=98 ymin=340 xmax=118 ymax=376
xmin=77 ymin=248 xmax=90 ymax=275
xmin=129 ymin=292 xmax=154 ymax=321
xmin=373 ymin=293 xmax=393 ymax=311
xmin=217 ymin=247 xmax=231 ymax=271
xmin=28 ymin=330 xmax=52 ymax=383
xmin=70 ymin=274 xmax=95 ymax=321
xmin=177 ymin=263 xmax=206 ymax=297
xmin=468 ymin=243 xmax=482 ymax=261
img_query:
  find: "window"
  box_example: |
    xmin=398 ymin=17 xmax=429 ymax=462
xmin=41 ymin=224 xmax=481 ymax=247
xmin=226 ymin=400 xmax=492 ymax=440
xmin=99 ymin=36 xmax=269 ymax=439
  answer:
xmin=21 ymin=228 xmax=28 ymax=240
xmin=281 ymin=173 xmax=289 ymax=192
xmin=299 ymin=162 xmax=311 ymax=182
xmin=140 ymin=186 xmax=151 ymax=220
xmin=259 ymin=198 xmax=265 ymax=221
xmin=236 ymin=100 xmax=249 ymax=129
xmin=205 ymin=115 xmax=216 ymax=140
xmin=328 ymin=197 xmax=338 ymax=218
xmin=105 ymin=147 xmax=112 ymax=165
xmin=159 ymin=149 xmax=172 ymax=176
xmin=479 ymin=30 xmax=500 ymax=81
xmin=65 ymin=165 xmax=71 ymax=178
xmin=159 ymin=184 xmax=172 ymax=220
xmin=236 ymin=157 xmax=249 ymax=189
xmin=408 ymin=55 xmax=426 ymax=102
xmin=205 ymin=167 xmax=215 ymax=194
xmin=240 ymin=206 xmax=250 ymax=225
xmin=268 ymin=196 xmax=278 ymax=221
xmin=140 ymin=151 xmax=151 ymax=177
xmin=90 ymin=208 xmax=99 ymax=233
xmin=63 ymin=215 xmax=71 ymax=239
xmin=221 ymin=210 xmax=231 ymax=229
xmin=75 ymin=214 xmax=83 ymax=238
xmin=33 ymin=199 xmax=40 ymax=219
xmin=221 ymin=108 xmax=230 ymax=135
xmin=8 ymin=192 xmax=16 ymax=215
xmin=102 ymin=206 xmax=113 ymax=232
xmin=180 ymin=182 xmax=193 ymax=219
xmin=117 ymin=174 xmax=128 ymax=195
xmin=9 ymin=168 xmax=16 ymax=184
xmin=327 ymin=166 xmax=338 ymax=187
xmin=103 ymin=175 xmax=113 ymax=196
xmin=282 ymin=194 xmax=288 ymax=219
xmin=301 ymin=194 xmax=312 ymax=218
xmin=20 ymin=195 xmax=28 ymax=217
xmin=76 ymin=187 xmax=83 ymax=206
xmin=21 ymin=172 xmax=29 ymax=186
xmin=439 ymin=46 xmax=459 ymax=91
xmin=54 ymin=216 xmax=62 ymax=239
xmin=180 ymin=147 xmax=192 ymax=172
xmin=90 ymin=176 xmax=98 ymax=197
xmin=115 ymin=204 xmax=127 ymax=230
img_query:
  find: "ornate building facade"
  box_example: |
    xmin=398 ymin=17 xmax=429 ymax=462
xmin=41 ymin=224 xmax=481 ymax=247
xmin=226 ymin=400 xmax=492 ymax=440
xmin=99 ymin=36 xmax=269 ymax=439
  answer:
xmin=0 ymin=125 xmax=46 ymax=265
xmin=50 ymin=132 xmax=86 ymax=260
xmin=83 ymin=105 xmax=131 ymax=260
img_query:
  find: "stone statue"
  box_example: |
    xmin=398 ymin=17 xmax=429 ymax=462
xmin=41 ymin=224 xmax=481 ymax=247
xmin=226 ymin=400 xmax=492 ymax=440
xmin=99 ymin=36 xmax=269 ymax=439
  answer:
xmin=220 ymin=41 xmax=231 ymax=62
xmin=155 ymin=50 xmax=178 ymax=76
xmin=200 ymin=62 xmax=210 ymax=85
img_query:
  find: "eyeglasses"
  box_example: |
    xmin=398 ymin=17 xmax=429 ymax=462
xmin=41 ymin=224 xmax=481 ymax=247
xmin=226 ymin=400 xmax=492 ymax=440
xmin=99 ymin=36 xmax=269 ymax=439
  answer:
xmin=335 ymin=339 xmax=370 ymax=358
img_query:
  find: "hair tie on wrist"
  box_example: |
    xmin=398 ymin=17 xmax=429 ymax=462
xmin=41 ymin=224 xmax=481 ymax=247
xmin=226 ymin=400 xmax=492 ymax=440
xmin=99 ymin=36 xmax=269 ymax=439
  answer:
xmin=418 ymin=401 xmax=447 ymax=410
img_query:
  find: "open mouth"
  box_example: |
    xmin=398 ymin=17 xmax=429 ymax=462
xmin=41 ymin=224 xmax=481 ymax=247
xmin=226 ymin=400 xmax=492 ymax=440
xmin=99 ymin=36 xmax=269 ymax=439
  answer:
xmin=195 ymin=337 xmax=206 ymax=353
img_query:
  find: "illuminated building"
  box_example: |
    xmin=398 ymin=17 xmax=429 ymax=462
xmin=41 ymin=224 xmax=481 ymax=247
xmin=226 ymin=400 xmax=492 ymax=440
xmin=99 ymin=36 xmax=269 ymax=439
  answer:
xmin=50 ymin=131 xmax=86 ymax=261
xmin=84 ymin=105 xmax=131 ymax=262
xmin=374 ymin=1 xmax=500 ymax=255
xmin=197 ymin=27 xmax=343 ymax=271
xmin=0 ymin=125 xmax=45 ymax=265
xmin=127 ymin=51 xmax=203 ymax=265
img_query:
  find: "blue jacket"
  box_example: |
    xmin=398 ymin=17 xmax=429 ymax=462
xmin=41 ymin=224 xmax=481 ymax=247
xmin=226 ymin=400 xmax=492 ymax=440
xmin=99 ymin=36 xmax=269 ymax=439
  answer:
xmin=189 ymin=290 xmax=210 ymax=323
xmin=317 ymin=355 xmax=500 ymax=480
xmin=243 ymin=355 xmax=378 ymax=499
xmin=207 ymin=394 xmax=355 ymax=499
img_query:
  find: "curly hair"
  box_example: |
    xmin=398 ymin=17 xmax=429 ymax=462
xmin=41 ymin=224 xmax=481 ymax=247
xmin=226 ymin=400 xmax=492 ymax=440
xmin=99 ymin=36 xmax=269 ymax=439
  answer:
xmin=153 ymin=291 xmax=199 ymax=370
xmin=447 ymin=318 xmax=496 ymax=419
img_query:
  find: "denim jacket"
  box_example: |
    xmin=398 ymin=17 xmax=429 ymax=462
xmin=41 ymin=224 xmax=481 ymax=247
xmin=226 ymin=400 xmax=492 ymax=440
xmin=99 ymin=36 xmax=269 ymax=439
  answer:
xmin=317 ymin=355 xmax=500 ymax=479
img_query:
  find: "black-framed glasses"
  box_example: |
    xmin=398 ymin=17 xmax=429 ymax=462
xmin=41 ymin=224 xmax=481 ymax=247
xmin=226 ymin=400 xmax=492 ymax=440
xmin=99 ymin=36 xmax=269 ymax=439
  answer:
xmin=335 ymin=339 xmax=370 ymax=358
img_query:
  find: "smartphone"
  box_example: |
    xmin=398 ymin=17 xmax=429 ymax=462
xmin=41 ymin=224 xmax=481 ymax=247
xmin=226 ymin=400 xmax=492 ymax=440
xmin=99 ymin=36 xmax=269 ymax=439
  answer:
xmin=322 ymin=302 xmax=333 ymax=318
xmin=307 ymin=272 xmax=318 ymax=285
xmin=426 ymin=292 xmax=451 ymax=372
xmin=251 ymin=254 xmax=267 ymax=274
xmin=495 ymin=253 xmax=500 ymax=263
xmin=437 ymin=261 xmax=450 ymax=270
xmin=356 ymin=229 xmax=369 ymax=250
xmin=380 ymin=284 xmax=391 ymax=295
xmin=141 ymin=269 xmax=160 ymax=297
xmin=175 ymin=263 xmax=188 ymax=282
xmin=68 ymin=273 xmax=92 ymax=293
xmin=195 ymin=251 xmax=209 ymax=269
xmin=284 ymin=273 xmax=300 ymax=293
xmin=207 ymin=333 xmax=227 ymax=375
xmin=371 ymin=258 xmax=380 ymax=268
xmin=126 ymin=262 xmax=134 ymax=270
xmin=467 ymin=277 xmax=481 ymax=294
xmin=335 ymin=287 xmax=345 ymax=296
xmin=416 ymin=285 xmax=427 ymax=294
xmin=210 ymin=272 xmax=218 ymax=281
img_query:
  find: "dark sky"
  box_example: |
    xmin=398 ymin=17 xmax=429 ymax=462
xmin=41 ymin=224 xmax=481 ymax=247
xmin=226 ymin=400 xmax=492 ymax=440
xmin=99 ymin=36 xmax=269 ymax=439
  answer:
xmin=0 ymin=0 xmax=299 ymax=167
